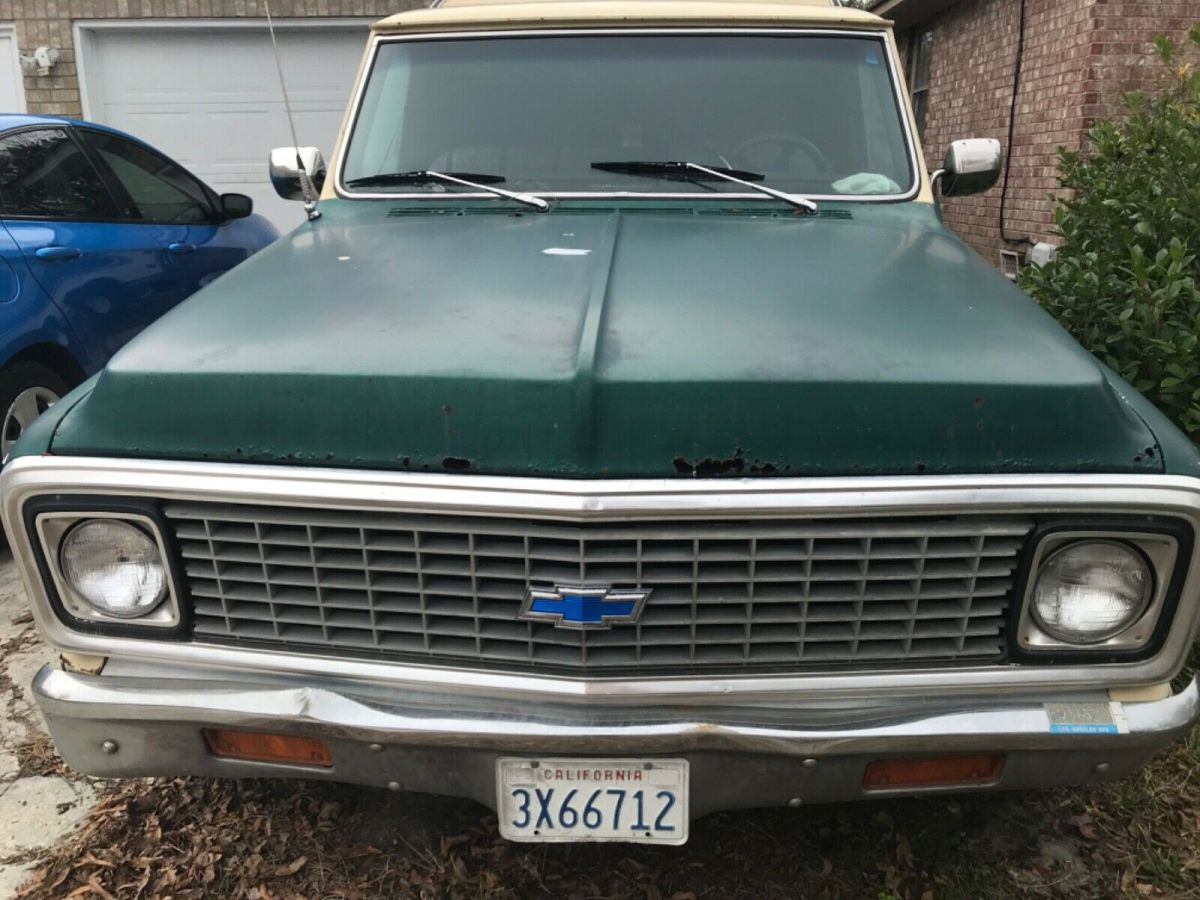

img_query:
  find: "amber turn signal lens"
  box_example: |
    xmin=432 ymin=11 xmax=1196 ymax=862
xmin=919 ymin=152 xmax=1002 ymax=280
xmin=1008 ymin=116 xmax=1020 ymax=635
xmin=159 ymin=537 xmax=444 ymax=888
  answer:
xmin=203 ymin=728 xmax=333 ymax=767
xmin=863 ymin=753 xmax=1004 ymax=791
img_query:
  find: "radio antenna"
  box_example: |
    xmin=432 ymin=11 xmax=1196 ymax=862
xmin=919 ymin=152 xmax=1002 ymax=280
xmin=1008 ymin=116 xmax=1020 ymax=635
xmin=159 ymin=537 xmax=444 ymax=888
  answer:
xmin=264 ymin=0 xmax=320 ymax=220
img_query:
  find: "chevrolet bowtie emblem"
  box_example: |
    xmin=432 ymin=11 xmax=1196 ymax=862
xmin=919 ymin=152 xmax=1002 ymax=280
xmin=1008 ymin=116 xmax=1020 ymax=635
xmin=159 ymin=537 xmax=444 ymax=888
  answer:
xmin=519 ymin=585 xmax=650 ymax=630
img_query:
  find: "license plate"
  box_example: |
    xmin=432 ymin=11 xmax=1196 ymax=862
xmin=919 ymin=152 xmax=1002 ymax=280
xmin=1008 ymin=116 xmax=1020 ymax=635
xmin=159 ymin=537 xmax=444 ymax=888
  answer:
xmin=496 ymin=757 xmax=689 ymax=844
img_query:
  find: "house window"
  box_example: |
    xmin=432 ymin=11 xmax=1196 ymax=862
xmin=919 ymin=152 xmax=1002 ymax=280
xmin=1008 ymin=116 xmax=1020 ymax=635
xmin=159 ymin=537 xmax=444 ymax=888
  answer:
xmin=909 ymin=28 xmax=934 ymax=139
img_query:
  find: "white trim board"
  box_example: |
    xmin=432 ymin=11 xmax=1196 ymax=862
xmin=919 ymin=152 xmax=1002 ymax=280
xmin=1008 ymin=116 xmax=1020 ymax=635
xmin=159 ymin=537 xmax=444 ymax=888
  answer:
xmin=0 ymin=24 xmax=26 ymax=113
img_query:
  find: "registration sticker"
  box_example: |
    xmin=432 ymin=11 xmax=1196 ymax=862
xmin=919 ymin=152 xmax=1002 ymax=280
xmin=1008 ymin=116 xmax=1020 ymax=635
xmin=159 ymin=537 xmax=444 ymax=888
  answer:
xmin=1045 ymin=701 xmax=1128 ymax=735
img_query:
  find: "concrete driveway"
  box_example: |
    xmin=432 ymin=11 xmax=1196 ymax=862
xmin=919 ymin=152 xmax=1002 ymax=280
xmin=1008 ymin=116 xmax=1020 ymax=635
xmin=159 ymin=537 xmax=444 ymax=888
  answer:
xmin=0 ymin=549 xmax=98 ymax=895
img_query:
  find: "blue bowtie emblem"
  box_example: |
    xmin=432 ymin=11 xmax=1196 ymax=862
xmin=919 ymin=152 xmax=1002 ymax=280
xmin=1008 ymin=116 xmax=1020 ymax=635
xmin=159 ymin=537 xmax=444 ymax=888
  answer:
xmin=519 ymin=585 xmax=650 ymax=630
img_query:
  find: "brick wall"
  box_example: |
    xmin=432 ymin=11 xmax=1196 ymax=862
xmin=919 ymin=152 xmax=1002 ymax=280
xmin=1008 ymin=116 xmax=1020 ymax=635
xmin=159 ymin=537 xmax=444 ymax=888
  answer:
xmin=0 ymin=1 xmax=415 ymax=118
xmin=897 ymin=0 xmax=1200 ymax=265
xmin=901 ymin=0 xmax=1094 ymax=263
xmin=1085 ymin=0 xmax=1200 ymax=123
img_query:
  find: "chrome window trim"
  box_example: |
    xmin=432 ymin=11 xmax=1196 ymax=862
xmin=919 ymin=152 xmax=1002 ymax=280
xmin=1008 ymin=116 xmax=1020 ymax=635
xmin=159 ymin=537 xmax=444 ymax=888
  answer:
xmin=4 ymin=455 xmax=1200 ymax=705
xmin=332 ymin=27 xmax=923 ymax=205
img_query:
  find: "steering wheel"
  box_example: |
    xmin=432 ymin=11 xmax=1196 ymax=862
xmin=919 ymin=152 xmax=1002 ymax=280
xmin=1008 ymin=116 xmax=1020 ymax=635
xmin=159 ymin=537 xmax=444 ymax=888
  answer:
xmin=730 ymin=134 xmax=828 ymax=175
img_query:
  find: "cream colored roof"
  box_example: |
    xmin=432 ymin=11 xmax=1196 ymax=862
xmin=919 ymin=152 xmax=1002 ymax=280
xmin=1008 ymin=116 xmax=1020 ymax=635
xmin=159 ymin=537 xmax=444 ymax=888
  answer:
xmin=373 ymin=0 xmax=886 ymax=33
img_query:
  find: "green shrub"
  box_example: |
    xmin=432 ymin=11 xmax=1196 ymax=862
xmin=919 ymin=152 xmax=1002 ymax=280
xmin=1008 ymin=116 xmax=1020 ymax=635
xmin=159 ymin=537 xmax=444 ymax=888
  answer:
xmin=1020 ymin=25 xmax=1200 ymax=440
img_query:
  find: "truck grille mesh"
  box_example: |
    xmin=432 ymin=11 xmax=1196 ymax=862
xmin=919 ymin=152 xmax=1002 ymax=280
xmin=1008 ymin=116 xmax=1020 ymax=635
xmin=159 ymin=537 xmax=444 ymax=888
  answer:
xmin=164 ymin=503 xmax=1031 ymax=674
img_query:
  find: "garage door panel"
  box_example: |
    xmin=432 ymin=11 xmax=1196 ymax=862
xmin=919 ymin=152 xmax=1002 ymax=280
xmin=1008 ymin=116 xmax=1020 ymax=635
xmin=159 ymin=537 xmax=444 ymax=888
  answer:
xmin=98 ymin=108 xmax=210 ymax=174
xmin=81 ymin=22 xmax=370 ymax=231
xmin=89 ymin=30 xmax=356 ymax=97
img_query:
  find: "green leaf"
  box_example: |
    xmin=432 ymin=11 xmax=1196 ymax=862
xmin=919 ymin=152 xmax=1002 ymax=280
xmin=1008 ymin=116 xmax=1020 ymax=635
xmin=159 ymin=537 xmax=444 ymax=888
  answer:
xmin=1030 ymin=24 xmax=1200 ymax=443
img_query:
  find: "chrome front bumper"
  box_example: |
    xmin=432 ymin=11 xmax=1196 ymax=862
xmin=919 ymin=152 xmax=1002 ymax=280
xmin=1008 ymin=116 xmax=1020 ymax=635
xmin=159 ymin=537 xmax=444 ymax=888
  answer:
xmin=34 ymin=665 xmax=1200 ymax=818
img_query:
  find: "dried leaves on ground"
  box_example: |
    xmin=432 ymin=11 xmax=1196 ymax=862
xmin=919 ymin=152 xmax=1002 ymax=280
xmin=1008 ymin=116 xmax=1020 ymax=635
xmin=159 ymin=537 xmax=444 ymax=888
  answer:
xmin=13 ymin=724 xmax=1200 ymax=900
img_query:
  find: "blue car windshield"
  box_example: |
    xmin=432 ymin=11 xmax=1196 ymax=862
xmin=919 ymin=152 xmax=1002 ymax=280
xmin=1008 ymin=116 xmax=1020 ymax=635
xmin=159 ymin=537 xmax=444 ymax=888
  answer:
xmin=341 ymin=33 xmax=915 ymax=198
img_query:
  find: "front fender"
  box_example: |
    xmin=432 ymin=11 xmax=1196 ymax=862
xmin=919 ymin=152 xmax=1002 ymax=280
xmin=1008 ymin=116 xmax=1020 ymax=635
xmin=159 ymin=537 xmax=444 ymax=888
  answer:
xmin=3 ymin=372 xmax=100 ymax=463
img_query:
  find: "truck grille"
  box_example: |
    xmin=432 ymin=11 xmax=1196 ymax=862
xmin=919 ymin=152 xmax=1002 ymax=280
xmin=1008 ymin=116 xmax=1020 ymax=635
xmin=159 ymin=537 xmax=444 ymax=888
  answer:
xmin=165 ymin=503 xmax=1032 ymax=674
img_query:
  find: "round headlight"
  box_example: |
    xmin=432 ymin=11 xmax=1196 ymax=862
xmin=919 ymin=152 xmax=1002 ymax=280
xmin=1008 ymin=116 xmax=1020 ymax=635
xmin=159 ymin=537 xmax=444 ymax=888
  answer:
xmin=59 ymin=519 xmax=167 ymax=619
xmin=1031 ymin=540 xmax=1153 ymax=644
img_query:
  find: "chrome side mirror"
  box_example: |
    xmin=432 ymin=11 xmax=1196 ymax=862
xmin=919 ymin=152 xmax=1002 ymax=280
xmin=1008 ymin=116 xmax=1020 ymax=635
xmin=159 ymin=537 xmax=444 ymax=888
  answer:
xmin=936 ymin=138 xmax=1002 ymax=198
xmin=269 ymin=146 xmax=327 ymax=201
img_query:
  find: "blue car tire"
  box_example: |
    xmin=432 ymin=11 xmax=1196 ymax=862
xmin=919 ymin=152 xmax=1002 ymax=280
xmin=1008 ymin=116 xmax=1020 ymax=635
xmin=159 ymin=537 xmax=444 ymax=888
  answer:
xmin=0 ymin=359 xmax=69 ymax=463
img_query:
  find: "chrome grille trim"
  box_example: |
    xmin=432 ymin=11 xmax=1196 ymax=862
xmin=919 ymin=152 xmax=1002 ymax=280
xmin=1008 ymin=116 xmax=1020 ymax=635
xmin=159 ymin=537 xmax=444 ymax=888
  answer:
xmin=164 ymin=502 xmax=1032 ymax=673
xmin=6 ymin=457 xmax=1200 ymax=702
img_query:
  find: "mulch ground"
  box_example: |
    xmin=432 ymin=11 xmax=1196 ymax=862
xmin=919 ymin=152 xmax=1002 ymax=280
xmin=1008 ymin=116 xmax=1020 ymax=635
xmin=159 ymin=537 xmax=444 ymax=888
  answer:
xmin=13 ymin=721 xmax=1200 ymax=900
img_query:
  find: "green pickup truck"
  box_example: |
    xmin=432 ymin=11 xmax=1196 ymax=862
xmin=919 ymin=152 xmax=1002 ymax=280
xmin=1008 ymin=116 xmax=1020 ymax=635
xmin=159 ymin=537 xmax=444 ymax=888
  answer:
xmin=4 ymin=0 xmax=1199 ymax=846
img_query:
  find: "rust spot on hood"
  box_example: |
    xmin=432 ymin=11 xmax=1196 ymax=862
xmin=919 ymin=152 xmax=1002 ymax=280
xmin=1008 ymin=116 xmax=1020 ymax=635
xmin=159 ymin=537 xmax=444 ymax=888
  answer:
xmin=674 ymin=448 xmax=746 ymax=477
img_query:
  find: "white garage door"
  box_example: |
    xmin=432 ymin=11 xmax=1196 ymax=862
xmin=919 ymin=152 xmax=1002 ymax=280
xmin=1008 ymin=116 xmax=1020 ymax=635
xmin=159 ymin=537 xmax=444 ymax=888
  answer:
xmin=78 ymin=21 xmax=372 ymax=232
xmin=0 ymin=25 xmax=26 ymax=113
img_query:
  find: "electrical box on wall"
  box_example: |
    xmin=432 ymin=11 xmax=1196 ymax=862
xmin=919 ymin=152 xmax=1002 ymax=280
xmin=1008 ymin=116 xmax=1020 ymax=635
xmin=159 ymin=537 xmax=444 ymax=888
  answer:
xmin=1029 ymin=242 xmax=1058 ymax=268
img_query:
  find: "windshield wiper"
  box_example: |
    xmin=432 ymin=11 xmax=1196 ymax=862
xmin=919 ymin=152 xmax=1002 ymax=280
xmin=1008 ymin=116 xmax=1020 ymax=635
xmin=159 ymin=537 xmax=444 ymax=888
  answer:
xmin=346 ymin=170 xmax=507 ymax=186
xmin=592 ymin=161 xmax=764 ymax=182
xmin=591 ymin=161 xmax=818 ymax=213
xmin=345 ymin=170 xmax=549 ymax=211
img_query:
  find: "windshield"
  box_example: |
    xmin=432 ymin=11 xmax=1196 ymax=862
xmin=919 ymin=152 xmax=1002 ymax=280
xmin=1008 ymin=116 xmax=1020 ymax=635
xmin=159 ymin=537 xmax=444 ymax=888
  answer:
xmin=342 ymin=33 xmax=915 ymax=199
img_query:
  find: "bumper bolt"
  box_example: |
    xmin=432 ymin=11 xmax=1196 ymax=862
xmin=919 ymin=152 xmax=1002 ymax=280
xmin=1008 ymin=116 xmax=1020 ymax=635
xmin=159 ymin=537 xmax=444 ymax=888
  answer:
xmin=387 ymin=781 xmax=401 ymax=792
xmin=787 ymin=797 xmax=803 ymax=808
xmin=368 ymin=743 xmax=384 ymax=753
xmin=1094 ymin=762 xmax=1111 ymax=774
xmin=101 ymin=740 xmax=118 ymax=755
xmin=802 ymin=758 xmax=817 ymax=768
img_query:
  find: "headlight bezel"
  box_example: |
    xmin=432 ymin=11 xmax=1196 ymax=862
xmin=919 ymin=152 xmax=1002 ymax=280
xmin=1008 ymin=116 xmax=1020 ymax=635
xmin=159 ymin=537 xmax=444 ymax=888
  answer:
xmin=58 ymin=517 xmax=169 ymax=620
xmin=28 ymin=498 xmax=185 ymax=636
xmin=1012 ymin=518 xmax=1190 ymax=661
xmin=1028 ymin=538 xmax=1155 ymax=644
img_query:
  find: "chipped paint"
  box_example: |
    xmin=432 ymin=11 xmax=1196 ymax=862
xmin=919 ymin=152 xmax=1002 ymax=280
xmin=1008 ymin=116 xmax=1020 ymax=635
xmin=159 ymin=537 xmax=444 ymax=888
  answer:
xmin=674 ymin=450 xmax=746 ymax=477
xmin=26 ymin=200 xmax=1193 ymax=479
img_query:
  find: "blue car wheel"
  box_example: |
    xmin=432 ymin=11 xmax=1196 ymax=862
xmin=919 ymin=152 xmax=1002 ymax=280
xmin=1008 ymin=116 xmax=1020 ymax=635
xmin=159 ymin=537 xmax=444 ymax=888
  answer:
xmin=0 ymin=360 xmax=68 ymax=462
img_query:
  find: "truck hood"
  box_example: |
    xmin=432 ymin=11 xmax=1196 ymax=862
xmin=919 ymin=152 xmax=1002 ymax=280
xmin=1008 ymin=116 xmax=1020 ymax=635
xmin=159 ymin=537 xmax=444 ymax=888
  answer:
xmin=49 ymin=201 xmax=1161 ymax=477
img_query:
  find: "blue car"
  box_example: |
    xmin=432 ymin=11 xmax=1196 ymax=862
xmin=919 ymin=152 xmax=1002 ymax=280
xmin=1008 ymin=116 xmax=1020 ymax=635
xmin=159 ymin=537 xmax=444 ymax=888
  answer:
xmin=0 ymin=114 xmax=278 ymax=458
